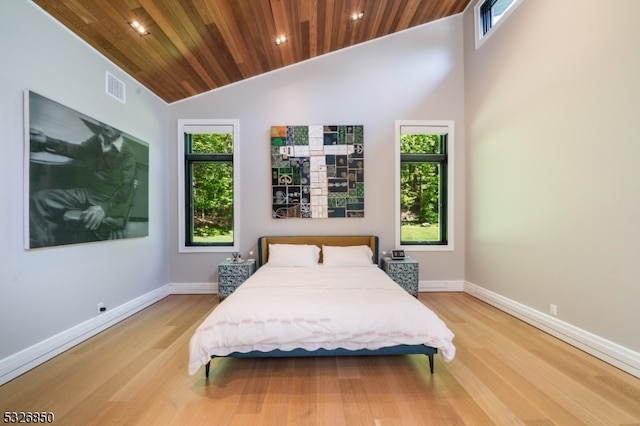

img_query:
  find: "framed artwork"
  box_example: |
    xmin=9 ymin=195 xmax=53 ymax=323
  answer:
xmin=271 ymin=125 xmax=364 ymax=219
xmin=24 ymin=90 xmax=149 ymax=249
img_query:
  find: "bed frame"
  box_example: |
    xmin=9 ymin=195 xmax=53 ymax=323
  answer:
xmin=205 ymin=235 xmax=437 ymax=377
xmin=257 ymin=235 xmax=379 ymax=267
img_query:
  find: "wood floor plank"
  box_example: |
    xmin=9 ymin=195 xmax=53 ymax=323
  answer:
xmin=1 ymin=293 xmax=639 ymax=425
xmin=472 ymin=347 xmax=586 ymax=425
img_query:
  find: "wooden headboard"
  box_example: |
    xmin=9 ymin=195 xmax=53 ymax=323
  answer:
xmin=257 ymin=235 xmax=379 ymax=267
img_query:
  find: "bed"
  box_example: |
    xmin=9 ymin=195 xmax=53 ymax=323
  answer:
xmin=188 ymin=235 xmax=455 ymax=378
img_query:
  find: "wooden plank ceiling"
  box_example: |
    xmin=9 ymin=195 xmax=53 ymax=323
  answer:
xmin=33 ymin=0 xmax=471 ymax=103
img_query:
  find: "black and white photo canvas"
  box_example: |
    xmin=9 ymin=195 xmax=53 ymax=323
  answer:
xmin=24 ymin=90 xmax=149 ymax=249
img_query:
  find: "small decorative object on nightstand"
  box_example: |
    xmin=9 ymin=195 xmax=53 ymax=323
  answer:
xmin=218 ymin=259 xmax=256 ymax=300
xmin=381 ymin=257 xmax=419 ymax=296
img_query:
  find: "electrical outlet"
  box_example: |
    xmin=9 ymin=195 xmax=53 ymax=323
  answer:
xmin=97 ymin=302 xmax=106 ymax=314
xmin=549 ymin=304 xmax=557 ymax=316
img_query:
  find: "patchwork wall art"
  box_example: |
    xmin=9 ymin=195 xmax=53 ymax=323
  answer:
xmin=271 ymin=125 xmax=364 ymax=219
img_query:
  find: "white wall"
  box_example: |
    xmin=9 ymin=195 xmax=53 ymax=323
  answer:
xmin=464 ymin=0 xmax=640 ymax=354
xmin=0 ymin=1 xmax=169 ymax=382
xmin=167 ymin=15 xmax=466 ymax=285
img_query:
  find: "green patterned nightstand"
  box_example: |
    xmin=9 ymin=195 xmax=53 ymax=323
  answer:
xmin=381 ymin=258 xmax=419 ymax=296
xmin=218 ymin=260 xmax=256 ymax=300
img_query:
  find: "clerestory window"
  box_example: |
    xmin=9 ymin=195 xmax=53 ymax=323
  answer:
xmin=475 ymin=0 xmax=525 ymax=48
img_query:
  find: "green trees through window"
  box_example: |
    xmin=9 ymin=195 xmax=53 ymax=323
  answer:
xmin=188 ymin=133 xmax=234 ymax=243
xmin=179 ymin=119 xmax=239 ymax=250
xmin=397 ymin=121 xmax=450 ymax=247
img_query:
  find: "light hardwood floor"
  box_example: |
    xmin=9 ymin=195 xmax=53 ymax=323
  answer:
xmin=1 ymin=293 xmax=639 ymax=425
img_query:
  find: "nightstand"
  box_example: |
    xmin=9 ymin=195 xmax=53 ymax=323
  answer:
xmin=218 ymin=259 xmax=256 ymax=299
xmin=381 ymin=258 xmax=419 ymax=296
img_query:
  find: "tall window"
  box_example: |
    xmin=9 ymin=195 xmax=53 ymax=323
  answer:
xmin=475 ymin=0 xmax=524 ymax=48
xmin=178 ymin=119 xmax=239 ymax=252
xmin=395 ymin=121 xmax=453 ymax=250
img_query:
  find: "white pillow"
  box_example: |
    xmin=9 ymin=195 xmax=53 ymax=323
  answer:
xmin=267 ymin=243 xmax=320 ymax=267
xmin=322 ymin=245 xmax=374 ymax=267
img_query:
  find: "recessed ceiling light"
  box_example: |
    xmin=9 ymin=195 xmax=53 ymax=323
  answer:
xmin=351 ymin=11 xmax=364 ymax=21
xmin=129 ymin=20 xmax=150 ymax=36
xmin=275 ymin=35 xmax=287 ymax=45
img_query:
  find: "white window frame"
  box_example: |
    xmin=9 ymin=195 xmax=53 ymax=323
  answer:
xmin=474 ymin=0 xmax=526 ymax=49
xmin=394 ymin=120 xmax=454 ymax=252
xmin=177 ymin=119 xmax=240 ymax=253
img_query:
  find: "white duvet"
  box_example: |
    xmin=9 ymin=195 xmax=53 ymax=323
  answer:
xmin=188 ymin=265 xmax=455 ymax=375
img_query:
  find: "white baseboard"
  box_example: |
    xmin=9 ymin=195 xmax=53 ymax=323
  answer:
xmin=4 ymin=280 xmax=638 ymax=386
xmin=464 ymin=281 xmax=640 ymax=379
xmin=167 ymin=282 xmax=216 ymax=294
xmin=420 ymin=280 xmax=465 ymax=292
xmin=0 ymin=285 xmax=170 ymax=386
xmin=0 ymin=283 xmax=219 ymax=386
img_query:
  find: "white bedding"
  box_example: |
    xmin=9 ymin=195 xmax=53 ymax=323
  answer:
xmin=188 ymin=265 xmax=456 ymax=375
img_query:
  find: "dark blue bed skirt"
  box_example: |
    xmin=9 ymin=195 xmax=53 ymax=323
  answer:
xmin=205 ymin=345 xmax=438 ymax=377
xmin=227 ymin=344 xmax=436 ymax=358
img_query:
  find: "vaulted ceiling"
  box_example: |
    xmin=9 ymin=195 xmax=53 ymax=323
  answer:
xmin=33 ymin=0 xmax=471 ymax=103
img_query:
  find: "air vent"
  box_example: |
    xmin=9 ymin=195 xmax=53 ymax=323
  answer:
xmin=105 ymin=71 xmax=126 ymax=103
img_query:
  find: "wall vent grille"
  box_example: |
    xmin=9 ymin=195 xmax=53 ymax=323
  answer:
xmin=105 ymin=71 xmax=126 ymax=103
